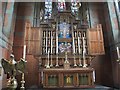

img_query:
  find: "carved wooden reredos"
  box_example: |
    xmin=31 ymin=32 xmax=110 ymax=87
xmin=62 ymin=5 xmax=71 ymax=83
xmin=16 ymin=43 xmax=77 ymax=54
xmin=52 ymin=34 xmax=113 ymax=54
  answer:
xmin=24 ymin=11 xmax=105 ymax=68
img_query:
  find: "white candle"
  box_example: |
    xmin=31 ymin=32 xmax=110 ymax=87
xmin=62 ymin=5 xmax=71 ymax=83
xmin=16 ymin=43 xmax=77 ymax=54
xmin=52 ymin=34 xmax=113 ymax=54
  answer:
xmin=46 ymin=37 xmax=47 ymax=54
xmin=23 ymin=45 xmax=26 ymax=59
xmin=83 ymin=37 xmax=85 ymax=45
xmin=73 ymin=37 xmax=75 ymax=54
xmin=83 ymin=32 xmax=85 ymax=37
xmin=56 ymin=34 xmax=58 ymax=54
xmin=79 ymin=32 xmax=81 ymax=38
xmin=78 ymin=37 xmax=81 ymax=54
xmin=47 ymin=50 xmax=50 ymax=67
xmin=83 ymin=37 xmax=85 ymax=49
xmin=117 ymin=47 xmax=120 ymax=58
xmin=83 ymin=37 xmax=86 ymax=54
xmin=83 ymin=51 xmax=85 ymax=59
xmin=51 ymin=36 xmax=53 ymax=54
xmin=56 ymin=21 xmax=58 ymax=54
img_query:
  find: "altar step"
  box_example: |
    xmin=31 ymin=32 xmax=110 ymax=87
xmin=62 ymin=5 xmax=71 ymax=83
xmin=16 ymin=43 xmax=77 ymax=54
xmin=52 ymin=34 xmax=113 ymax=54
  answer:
xmin=26 ymin=85 xmax=118 ymax=90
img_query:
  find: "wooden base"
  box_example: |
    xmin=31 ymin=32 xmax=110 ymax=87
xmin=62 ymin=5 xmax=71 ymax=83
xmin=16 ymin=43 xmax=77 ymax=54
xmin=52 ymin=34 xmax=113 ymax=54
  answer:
xmin=40 ymin=67 xmax=95 ymax=88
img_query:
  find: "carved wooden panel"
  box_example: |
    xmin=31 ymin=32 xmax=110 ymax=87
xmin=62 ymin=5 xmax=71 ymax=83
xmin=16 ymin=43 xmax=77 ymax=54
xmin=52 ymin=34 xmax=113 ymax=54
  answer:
xmin=87 ymin=24 xmax=105 ymax=55
xmin=42 ymin=68 xmax=95 ymax=88
xmin=24 ymin=22 xmax=43 ymax=55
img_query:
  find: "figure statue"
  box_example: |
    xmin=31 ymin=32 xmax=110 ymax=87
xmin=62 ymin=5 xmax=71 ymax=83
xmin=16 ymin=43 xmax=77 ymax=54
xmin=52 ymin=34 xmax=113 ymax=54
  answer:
xmin=1 ymin=54 xmax=27 ymax=89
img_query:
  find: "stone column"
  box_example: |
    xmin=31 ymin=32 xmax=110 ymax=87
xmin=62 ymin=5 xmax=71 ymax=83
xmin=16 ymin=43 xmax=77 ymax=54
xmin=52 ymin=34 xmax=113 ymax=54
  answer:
xmin=3 ymin=2 xmax=14 ymax=37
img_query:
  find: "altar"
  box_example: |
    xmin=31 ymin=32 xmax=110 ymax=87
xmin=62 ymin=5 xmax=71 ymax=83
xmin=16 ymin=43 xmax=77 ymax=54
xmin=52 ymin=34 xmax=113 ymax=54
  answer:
xmin=41 ymin=68 xmax=94 ymax=88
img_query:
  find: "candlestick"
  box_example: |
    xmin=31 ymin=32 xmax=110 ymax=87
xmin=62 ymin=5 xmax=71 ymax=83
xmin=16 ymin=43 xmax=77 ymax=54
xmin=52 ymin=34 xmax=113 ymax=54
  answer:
xmin=48 ymin=50 xmax=49 ymax=59
xmin=82 ymin=36 xmax=87 ymax=67
xmin=23 ymin=45 xmax=26 ymax=59
xmin=21 ymin=73 xmax=25 ymax=89
xmin=56 ymin=21 xmax=58 ymax=54
xmin=46 ymin=37 xmax=47 ymax=54
xmin=83 ymin=37 xmax=85 ymax=45
xmin=82 ymin=37 xmax=86 ymax=53
xmin=48 ymin=39 xmax=50 ymax=46
xmin=56 ymin=55 xmax=59 ymax=67
xmin=83 ymin=32 xmax=85 ymax=37
xmin=75 ymin=32 xmax=76 ymax=37
xmin=51 ymin=36 xmax=53 ymax=54
xmin=49 ymin=31 xmax=50 ymax=37
xmin=22 ymin=72 xmax=24 ymax=80
xmin=56 ymin=33 xmax=58 ymax=54
xmin=46 ymin=50 xmax=50 ymax=68
xmin=83 ymin=50 xmax=87 ymax=68
xmin=73 ymin=37 xmax=75 ymax=54
xmin=75 ymin=48 xmax=77 ymax=53
xmin=78 ymin=37 xmax=81 ymax=54
xmin=21 ymin=45 xmax=26 ymax=90
xmin=50 ymin=55 xmax=53 ymax=67
xmin=74 ymin=54 xmax=77 ymax=67
xmin=44 ymin=39 xmax=45 ymax=46
xmin=79 ymin=56 xmax=82 ymax=67
xmin=117 ymin=47 xmax=120 ymax=58
xmin=79 ymin=32 xmax=81 ymax=37
xmin=78 ymin=37 xmax=82 ymax=66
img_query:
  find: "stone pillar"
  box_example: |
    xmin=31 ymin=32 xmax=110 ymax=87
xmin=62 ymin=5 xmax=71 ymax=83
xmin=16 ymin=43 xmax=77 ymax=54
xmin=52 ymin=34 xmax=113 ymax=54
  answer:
xmin=3 ymin=2 xmax=14 ymax=37
xmin=107 ymin=2 xmax=119 ymax=43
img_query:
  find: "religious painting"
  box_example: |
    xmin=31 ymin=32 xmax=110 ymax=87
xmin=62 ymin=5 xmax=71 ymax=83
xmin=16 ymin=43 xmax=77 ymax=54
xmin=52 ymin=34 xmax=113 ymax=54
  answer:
xmin=58 ymin=42 xmax=72 ymax=53
xmin=64 ymin=75 xmax=73 ymax=85
xmin=58 ymin=22 xmax=71 ymax=38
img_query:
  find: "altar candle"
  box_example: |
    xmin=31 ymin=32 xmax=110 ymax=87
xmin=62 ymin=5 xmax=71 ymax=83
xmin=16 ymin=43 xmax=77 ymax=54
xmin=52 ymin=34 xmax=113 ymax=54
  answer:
xmin=23 ymin=45 xmax=26 ymax=59
xmin=56 ymin=34 xmax=58 ymax=54
xmin=83 ymin=37 xmax=85 ymax=48
xmin=83 ymin=32 xmax=85 ymax=37
xmin=78 ymin=37 xmax=81 ymax=54
xmin=75 ymin=32 xmax=76 ymax=37
xmin=73 ymin=37 xmax=75 ymax=54
xmin=83 ymin=51 xmax=85 ymax=59
xmin=51 ymin=36 xmax=53 ymax=54
xmin=46 ymin=37 xmax=47 ymax=54
xmin=117 ymin=47 xmax=120 ymax=58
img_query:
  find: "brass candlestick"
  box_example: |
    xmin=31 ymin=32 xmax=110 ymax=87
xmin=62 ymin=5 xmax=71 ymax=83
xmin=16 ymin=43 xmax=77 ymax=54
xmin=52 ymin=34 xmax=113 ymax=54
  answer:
xmin=20 ymin=73 xmax=25 ymax=90
xmin=46 ymin=50 xmax=50 ymax=69
xmin=73 ymin=54 xmax=77 ymax=67
xmin=56 ymin=54 xmax=59 ymax=67
xmin=50 ymin=55 xmax=53 ymax=67
xmin=82 ymin=37 xmax=87 ymax=68
xmin=79 ymin=56 xmax=82 ymax=67
xmin=83 ymin=55 xmax=87 ymax=68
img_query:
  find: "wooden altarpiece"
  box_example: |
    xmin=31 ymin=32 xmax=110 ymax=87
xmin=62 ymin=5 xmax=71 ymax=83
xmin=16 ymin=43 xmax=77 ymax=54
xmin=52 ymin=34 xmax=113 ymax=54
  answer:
xmin=24 ymin=11 xmax=105 ymax=88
